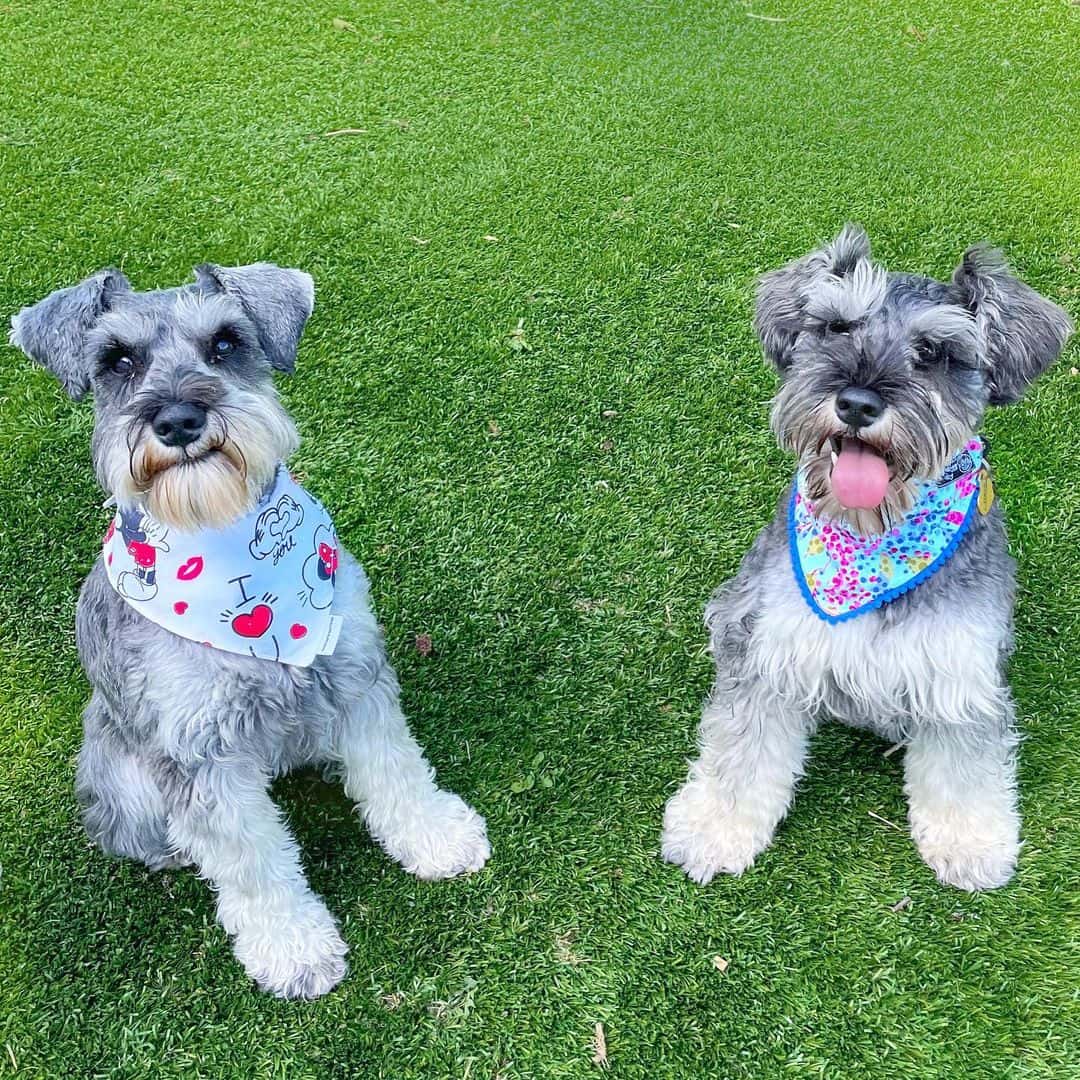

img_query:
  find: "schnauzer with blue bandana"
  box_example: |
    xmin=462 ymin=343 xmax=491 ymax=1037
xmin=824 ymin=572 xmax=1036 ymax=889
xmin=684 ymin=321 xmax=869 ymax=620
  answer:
xmin=661 ymin=226 xmax=1072 ymax=891
xmin=10 ymin=264 xmax=491 ymax=998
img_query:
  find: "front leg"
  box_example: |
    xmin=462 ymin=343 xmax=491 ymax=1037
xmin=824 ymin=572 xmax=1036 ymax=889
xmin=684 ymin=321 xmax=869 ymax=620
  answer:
xmin=162 ymin=757 xmax=347 ymax=999
xmin=330 ymin=663 xmax=490 ymax=880
xmin=904 ymin=702 xmax=1020 ymax=891
xmin=662 ymin=671 xmax=816 ymax=884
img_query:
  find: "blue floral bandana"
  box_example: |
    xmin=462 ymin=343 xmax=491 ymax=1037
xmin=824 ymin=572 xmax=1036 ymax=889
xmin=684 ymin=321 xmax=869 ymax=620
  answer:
xmin=789 ymin=438 xmax=987 ymax=623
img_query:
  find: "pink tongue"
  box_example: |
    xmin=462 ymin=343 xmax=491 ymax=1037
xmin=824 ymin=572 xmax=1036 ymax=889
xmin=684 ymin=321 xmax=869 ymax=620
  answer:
xmin=830 ymin=438 xmax=890 ymax=509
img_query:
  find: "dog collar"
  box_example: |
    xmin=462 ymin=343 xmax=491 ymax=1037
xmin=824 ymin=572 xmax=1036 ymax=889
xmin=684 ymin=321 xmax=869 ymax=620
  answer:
xmin=103 ymin=465 xmax=343 ymax=666
xmin=789 ymin=438 xmax=986 ymax=623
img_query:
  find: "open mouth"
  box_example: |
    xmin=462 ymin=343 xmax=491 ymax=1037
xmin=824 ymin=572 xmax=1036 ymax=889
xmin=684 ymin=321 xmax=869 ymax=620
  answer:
xmin=827 ymin=435 xmax=892 ymax=510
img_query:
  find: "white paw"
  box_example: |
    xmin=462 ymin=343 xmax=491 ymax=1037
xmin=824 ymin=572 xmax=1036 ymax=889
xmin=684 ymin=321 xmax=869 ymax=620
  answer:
xmin=232 ymin=898 xmax=348 ymax=1000
xmin=661 ymin=779 xmax=774 ymax=884
xmin=373 ymin=789 xmax=491 ymax=881
xmin=912 ymin=811 xmax=1019 ymax=892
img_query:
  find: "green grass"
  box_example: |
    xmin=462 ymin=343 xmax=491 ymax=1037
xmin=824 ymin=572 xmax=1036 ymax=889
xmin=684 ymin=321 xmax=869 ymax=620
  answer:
xmin=1 ymin=0 xmax=1078 ymax=1076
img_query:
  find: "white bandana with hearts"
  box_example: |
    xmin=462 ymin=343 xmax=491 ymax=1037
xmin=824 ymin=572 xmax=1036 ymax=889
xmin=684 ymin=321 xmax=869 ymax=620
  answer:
xmin=103 ymin=466 xmax=343 ymax=666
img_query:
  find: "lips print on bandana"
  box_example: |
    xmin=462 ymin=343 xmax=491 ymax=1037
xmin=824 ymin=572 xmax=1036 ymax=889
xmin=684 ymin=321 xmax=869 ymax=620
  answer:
xmin=789 ymin=439 xmax=985 ymax=623
xmin=103 ymin=465 xmax=343 ymax=665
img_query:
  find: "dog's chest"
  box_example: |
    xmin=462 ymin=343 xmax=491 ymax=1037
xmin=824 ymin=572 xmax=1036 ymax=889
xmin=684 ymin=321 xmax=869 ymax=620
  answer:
xmin=78 ymin=554 xmax=381 ymax=770
xmin=749 ymin=559 xmax=1005 ymax=730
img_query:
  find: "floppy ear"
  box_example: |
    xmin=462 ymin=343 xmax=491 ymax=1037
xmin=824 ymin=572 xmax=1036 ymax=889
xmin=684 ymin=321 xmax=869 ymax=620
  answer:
xmin=195 ymin=262 xmax=314 ymax=374
xmin=754 ymin=223 xmax=874 ymax=372
xmin=951 ymin=245 xmax=1073 ymax=405
xmin=9 ymin=269 xmax=131 ymax=400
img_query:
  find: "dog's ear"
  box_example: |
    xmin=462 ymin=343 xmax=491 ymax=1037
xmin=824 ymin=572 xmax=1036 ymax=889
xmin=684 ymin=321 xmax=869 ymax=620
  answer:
xmin=754 ymin=223 xmax=874 ymax=372
xmin=195 ymin=262 xmax=314 ymax=374
xmin=951 ymin=245 xmax=1073 ymax=405
xmin=9 ymin=269 xmax=131 ymax=400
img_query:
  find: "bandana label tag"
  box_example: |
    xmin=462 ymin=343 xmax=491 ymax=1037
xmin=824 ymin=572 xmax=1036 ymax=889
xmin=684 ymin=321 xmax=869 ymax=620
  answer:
xmin=977 ymin=465 xmax=995 ymax=515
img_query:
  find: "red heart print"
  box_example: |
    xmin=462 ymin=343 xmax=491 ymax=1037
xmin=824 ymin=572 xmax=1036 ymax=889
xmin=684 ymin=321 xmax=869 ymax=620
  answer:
xmin=177 ymin=556 xmax=204 ymax=581
xmin=104 ymin=520 xmax=116 ymax=544
xmin=232 ymin=603 xmax=273 ymax=638
xmin=289 ymin=623 xmax=308 ymax=640
xmin=173 ymin=601 xmax=189 ymax=615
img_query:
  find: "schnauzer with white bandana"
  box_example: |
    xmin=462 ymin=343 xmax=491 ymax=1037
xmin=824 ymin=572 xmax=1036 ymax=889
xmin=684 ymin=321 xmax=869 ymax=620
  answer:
xmin=10 ymin=264 xmax=490 ymax=998
xmin=661 ymin=226 xmax=1072 ymax=892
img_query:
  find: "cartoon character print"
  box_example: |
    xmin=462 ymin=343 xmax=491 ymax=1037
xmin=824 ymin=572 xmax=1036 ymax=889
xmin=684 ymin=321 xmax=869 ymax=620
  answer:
xmin=249 ymin=494 xmax=304 ymax=564
xmin=936 ymin=446 xmax=976 ymax=487
xmin=300 ymin=524 xmax=338 ymax=610
xmin=101 ymin=471 xmax=342 ymax=666
xmin=116 ymin=506 xmax=170 ymax=601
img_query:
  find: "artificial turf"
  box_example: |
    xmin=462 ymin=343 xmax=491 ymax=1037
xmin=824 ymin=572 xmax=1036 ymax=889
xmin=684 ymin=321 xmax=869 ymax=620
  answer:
xmin=1 ymin=0 xmax=1078 ymax=1076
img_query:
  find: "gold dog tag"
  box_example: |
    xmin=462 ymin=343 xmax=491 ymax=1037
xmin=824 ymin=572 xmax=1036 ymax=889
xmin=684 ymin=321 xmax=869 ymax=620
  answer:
xmin=977 ymin=465 xmax=995 ymax=514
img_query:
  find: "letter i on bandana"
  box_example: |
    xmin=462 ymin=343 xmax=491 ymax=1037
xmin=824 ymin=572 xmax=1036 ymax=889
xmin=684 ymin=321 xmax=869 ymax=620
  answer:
xmin=103 ymin=466 xmax=343 ymax=665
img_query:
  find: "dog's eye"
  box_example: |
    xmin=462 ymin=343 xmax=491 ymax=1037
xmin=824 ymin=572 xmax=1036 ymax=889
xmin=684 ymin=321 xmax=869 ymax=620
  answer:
xmin=210 ymin=334 xmax=238 ymax=361
xmin=103 ymin=349 xmax=134 ymax=377
xmin=826 ymin=320 xmax=851 ymax=334
xmin=913 ymin=341 xmax=939 ymax=368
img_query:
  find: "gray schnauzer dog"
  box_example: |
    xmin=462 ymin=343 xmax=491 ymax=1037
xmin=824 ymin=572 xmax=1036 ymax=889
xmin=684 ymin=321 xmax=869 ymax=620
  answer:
xmin=662 ymin=225 xmax=1072 ymax=892
xmin=10 ymin=264 xmax=490 ymax=998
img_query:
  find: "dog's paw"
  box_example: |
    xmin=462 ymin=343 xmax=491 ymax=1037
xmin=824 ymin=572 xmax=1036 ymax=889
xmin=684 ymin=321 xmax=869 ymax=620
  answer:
xmin=912 ymin=812 xmax=1019 ymax=892
xmin=661 ymin=780 xmax=772 ymax=884
xmin=374 ymin=790 xmax=491 ymax=881
xmin=144 ymin=849 xmax=194 ymax=872
xmin=232 ymin=898 xmax=348 ymax=1000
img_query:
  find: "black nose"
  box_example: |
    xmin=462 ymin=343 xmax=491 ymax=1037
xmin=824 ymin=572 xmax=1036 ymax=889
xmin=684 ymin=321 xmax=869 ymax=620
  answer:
xmin=835 ymin=387 xmax=884 ymax=430
xmin=152 ymin=402 xmax=207 ymax=448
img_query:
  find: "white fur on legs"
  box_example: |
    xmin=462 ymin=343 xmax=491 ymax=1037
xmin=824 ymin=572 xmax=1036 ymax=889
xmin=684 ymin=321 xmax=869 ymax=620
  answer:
xmin=229 ymin=895 xmax=347 ymax=1001
xmin=166 ymin=762 xmax=347 ymax=999
xmin=662 ymin=677 xmax=815 ymax=884
xmin=333 ymin=666 xmax=490 ymax=880
xmin=904 ymin=710 xmax=1021 ymax=892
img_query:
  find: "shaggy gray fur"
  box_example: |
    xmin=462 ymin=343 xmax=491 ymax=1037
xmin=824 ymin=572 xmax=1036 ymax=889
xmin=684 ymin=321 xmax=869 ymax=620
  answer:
xmin=662 ymin=225 xmax=1072 ymax=892
xmin=10 ymin=266 xmax=491 ymax=999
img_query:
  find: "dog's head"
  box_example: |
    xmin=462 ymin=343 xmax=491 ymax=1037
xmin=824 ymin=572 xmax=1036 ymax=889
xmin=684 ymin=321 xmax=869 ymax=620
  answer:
xmin=10 ymin=263 xmax=312 ymax=530
xmin=757 ymin=224 xmax=1073 ymax=533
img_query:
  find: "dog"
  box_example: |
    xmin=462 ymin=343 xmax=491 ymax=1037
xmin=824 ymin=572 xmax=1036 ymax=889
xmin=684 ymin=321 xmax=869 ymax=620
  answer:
xmin=661 ymin=226 xmax=1072 ymax=892
xmin=10 ymin=263 xmax=491 ymax=998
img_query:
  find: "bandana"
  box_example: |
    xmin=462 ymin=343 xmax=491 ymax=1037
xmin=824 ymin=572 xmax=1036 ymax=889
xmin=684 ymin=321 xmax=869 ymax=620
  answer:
xmin=789 ymin=438 xmax=986 ymax=623
xmin=103 ymin=466 xmax=343 ymax=666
